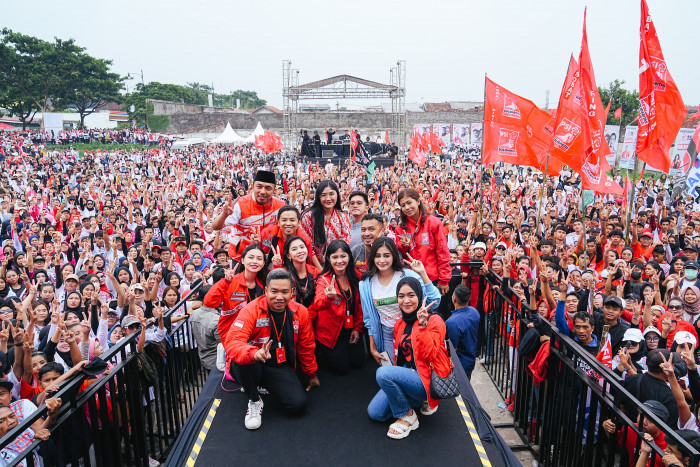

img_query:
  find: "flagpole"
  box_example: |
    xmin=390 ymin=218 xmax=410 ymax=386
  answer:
xmin=580 ymin=177 xmax=586 ymax=254
xmin=535 ymin=154 xmax=551 ymax=236
xmin=626 ymin=158 xmax=643 ymax=244
xmin=479 ymin=74 xmax=487 ymax=224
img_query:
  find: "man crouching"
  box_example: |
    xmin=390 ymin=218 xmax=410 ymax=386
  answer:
xmin=224 ymin=269 xmax=320 ymax=430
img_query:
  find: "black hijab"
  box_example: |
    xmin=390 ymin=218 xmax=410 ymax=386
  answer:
xmin=397 ymin=276 xmax=423 ymax=327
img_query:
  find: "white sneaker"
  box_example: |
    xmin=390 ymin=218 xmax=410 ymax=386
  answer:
xmin=420 ymin=401 xmax=438 ymax=416
xmin=245 ymin=398 xmax=264 ymax=430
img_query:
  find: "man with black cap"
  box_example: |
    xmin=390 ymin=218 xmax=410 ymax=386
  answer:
xmin=212 ymin=170 xmax=286 ymax=261
xmin=620 ymin=349 xmax=679 ymax=427
xmin=592 ymin=295 xmax=629 ymax=355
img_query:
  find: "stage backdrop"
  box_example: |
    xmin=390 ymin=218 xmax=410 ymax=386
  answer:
xmin=452 ymin=124 xmax=470 ymax=145
xmin=434 ymin=124 xmax=451 ymax=145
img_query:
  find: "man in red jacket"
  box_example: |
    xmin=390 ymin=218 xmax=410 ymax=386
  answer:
xmin=225 ymin=269 xmax=320 ymax=430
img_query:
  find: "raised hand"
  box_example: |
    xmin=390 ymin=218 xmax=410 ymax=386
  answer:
xmin=271 ymin=245 xmax=283 ymax=268
xmin=324 ymin=276 xmax=337 ymax=300
xmin=403 ymin=253 xmax=426 ymax=276
xmin=254 ymin=340 xmax=273 ymax=363
xmin=659 ymin=352 xmax=676 ymax=379
xmin=417 ymin=296 xmax=437 ymax=327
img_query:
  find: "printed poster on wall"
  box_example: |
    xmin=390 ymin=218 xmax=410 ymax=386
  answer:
xmin=434 ymin=124 xmax=451 ymax=145
xmin=619 ymin=125 xmax=637 ymax=170
xmin=671 ymin=128 xmax=696 ymax=174
xmin=413 ymin=124 xmax=431 ymax=137
xmin=452 ymin=124 xmax=470 ymax=145
xmin=471 ymin=123 xmax=483 ymax=146
xmin=604 ymin=124 xmax=621 ymax=166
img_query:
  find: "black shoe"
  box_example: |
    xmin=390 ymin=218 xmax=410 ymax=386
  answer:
xmin=221 ymin=376 xmax=244 ymax=393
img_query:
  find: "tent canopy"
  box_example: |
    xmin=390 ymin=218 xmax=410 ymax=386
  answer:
xmin=211 ymin=122 xmax=247 ymax=144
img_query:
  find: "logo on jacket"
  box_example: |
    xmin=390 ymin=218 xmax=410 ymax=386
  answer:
xmin=293 ymin=320 xmax=299 ymax=333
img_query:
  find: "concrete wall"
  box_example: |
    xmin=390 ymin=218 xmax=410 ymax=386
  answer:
xmin=166 ymin=110 xmax=484 ymax=139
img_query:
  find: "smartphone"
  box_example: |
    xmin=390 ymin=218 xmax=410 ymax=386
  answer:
xmin=378 ymin=351 xmax=392 ymax=366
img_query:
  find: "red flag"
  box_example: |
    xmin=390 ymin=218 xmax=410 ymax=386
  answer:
xmin=622 ymin=174 xmax=631 ymax=207
xmin=614 ymin=107 xmax=622 ymax=119
xmin=578 ymin=11 xmax=623 ymax=196
xmin=637 ymin=0 xmax=686 ymax=173
xmin=692 ymin=107 xmax=700 ymax=121
xmin=636 ymin=165 xmax=646 ymax=184
xmin=604 ymin=100 xmax=612 ymax=121
xmin=428 ymin=132 xmax=445 ymax=153
xmin=408 ymin=131 xmax=427 ymax=166
xmin=596 ymin=333 xmax=613 ymax=369
xmin=385 ymin=131 xmax=391 ymax=145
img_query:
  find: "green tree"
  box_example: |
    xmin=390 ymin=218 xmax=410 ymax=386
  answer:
xmin=230 ymin=90 xmax=266 ymax=109
xmin=598 ymin=80 xmax=640 ymax=126
xmin=0 ymin=28 xmax=84 ymax=130
xmin=66 ymin=55 xmax=124 ymax=128
xmin=123 ymin=81 xmax=209 ymax=126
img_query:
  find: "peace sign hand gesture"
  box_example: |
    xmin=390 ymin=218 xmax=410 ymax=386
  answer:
xmin=271 ymin=246 xmax=283 ymax=268
xmin=403 ymin=254 xmax=426 ymax=276
xmin=417 ymin=296 xmax=437 ymax=327
xmin=324 ymin=276 xmax=337 ymax=301
xmin=254 ymin=340 xmax=273 ymax=363
xmin=659 ymin=352 xmax=676 ymax=380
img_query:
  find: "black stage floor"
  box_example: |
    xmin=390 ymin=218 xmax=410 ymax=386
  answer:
xmin=187 ymin=362 xmax=482 ymax=466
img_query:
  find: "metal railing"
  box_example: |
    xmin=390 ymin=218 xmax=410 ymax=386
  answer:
xmin=0 ymin=279 xmax=206 ymax=467
xmin=458 ymin=264 xmax=700 ymax=467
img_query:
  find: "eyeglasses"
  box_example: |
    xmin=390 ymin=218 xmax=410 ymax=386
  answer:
xmin=0 ymin=309 xmax=12 ymax=313
xmin=645 ymin=336 xmax=659 ymax=342
xmin=127 ymin=324 xmax=140 ymax=330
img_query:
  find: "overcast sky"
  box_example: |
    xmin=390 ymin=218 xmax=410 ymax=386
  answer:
xmin=5 ymin=0 xmax=699 ymax=109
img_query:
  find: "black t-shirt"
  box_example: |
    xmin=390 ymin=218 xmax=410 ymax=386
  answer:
xmin=622 ymin=373 xmax=678 ymax=426
xmin=267 ymin=308 xmax=294 ymax=367
xmin=396 ymin=322 xmax=415 ymax=369
xmin=326 ymin=130 xmax=335 ymax=143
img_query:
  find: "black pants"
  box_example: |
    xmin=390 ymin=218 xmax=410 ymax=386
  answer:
xmin=316 ymin=328 xmax=365 ymax=375
xmin=232 ymin=361 xmax=307 ymax=414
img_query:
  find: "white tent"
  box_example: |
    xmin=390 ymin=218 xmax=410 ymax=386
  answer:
xmin=242 ymin=122 xmax=265 ymax=143
xmin=211 ymin=122 xmax=247 ymax=144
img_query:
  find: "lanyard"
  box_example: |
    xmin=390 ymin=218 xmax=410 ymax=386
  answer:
xmin=335 ymin=276 xmax=352 ymax=316
xmin=270 ymin=310 xmax=287 ymax=348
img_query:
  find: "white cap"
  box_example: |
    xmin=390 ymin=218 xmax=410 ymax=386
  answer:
xmin=473 ymin=242 xmax=486 ymax=251
xmin=643 ymin=326 xmax=661 ymax=337
xmin=674 ymin=331 xmax=697 ymax=346
xmin=622 ymin=328 xmax=643 ymax=343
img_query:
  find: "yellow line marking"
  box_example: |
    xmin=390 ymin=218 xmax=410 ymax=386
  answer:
xmin=455 ymin=395 xmax=492 ymax=467
xmin=186 ymin=398 xmax=221 ymax=466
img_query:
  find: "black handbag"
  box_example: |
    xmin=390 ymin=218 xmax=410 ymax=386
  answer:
xmin=429 ymin=362 xmax=460 ymax=399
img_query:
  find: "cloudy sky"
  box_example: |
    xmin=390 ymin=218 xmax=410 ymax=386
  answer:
xmin=4 ymin=0 xmax=699 ymax=108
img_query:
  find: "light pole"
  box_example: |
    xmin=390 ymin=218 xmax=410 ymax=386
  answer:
xmin=126 ymin=70 xmax=146 ymax=128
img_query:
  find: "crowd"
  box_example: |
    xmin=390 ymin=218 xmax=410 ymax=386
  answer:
xmin=0 ymin=123 xmax=699 ymax=465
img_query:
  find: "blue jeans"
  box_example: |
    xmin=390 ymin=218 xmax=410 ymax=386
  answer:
xmin=367 ymin=366 xmax=427 ymax=421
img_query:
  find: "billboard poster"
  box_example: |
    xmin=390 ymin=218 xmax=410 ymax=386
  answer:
xmin=619 ymin=125 xmax=637 ymax=170
xmin=434 ymin=123 xmax=451 ymax=145
xmin=672 ymin=128 xmax=697 ymax=174
xmin=471 ymin=123 xmax=483 ymax=146
xmin=604 ymin=124 xmax=621 ymax=166
xmin=413 ymin=124 xmax=431 ymax=137
xmin=452 ymin=124 xmax=470 ymax=145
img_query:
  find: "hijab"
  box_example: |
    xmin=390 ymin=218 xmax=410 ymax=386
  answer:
xmin=682 ymin=286 xmax=700 ymax=319
xmin=397 ymin=276 xmax=423 ymax=327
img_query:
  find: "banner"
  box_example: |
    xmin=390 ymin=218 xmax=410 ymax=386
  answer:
xmin=471 ymin=123 xmax=483 ymax=145
xmin=452 ymin=124 xmax=470 ymax=144
xmin=619 ymin=126 xmax=638 ymax=170
xmin=434 ymin=124 xmax=451 ymax=145
xmin=604 ymin=124 xmax=621 ymax=166
xmin=413 ymin=124 xmax=431 ymax=137
xmin=672 ymin=128 xmax=697 ymax=174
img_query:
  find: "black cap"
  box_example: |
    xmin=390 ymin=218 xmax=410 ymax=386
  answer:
xmin=604 ymin=296 xmax=623 ymax=309
xmin=686 ymin=260 xmax=700 ymax=269
xmin=253 ymin=170 xmax=276 ymax=185
xmin=683 ymin=244 xmax=698 ymax=253
xmin=81 ymin=357 xmax=108 ymax=377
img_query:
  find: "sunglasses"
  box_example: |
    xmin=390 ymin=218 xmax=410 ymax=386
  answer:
xmin=127 ymin=323 xmax=140 ymax=330
xmin=669 ymin=305 xmax=684 ymax=310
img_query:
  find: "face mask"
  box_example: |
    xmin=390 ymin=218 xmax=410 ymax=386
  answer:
xmin=685 ymin=269 xmax=698 ymax=281
xmin=631 ymin=271 xmax=642 ymax=280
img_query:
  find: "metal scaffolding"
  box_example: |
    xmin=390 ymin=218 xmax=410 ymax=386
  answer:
xmin=282 ymin=60 xmax=406 ymax=148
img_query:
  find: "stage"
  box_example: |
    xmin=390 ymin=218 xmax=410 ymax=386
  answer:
xmin=167 ymin=348 xmax=520 ymax=467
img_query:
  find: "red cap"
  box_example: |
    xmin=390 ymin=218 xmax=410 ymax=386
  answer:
xmin=641 ymin=229 xmax=653 ymax=238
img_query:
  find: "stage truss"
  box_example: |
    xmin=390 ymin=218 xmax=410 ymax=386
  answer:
xmin=282 ymin=60 xmax=406 ymax=148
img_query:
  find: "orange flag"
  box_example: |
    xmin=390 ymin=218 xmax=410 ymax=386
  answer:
xmin=384 ymin=131 xmax=391 ymax=145
xmin=637 ymin=0 xmax=686 ymax=173
xmin=482 ymin=76 xmax=562 ymax=175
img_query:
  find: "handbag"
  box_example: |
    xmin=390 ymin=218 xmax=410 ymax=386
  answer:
xmin=429 ymin=361 xmax=460 ymax=399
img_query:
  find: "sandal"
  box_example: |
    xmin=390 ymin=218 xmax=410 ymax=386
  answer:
xmin=387 ymin=411 xmax=419 ymax=439
xmin=420 ymin=401 xmax=438 ymax=416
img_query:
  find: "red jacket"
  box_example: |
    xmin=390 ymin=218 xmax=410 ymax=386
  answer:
xmin=396 ymin=215 xmax=451 ymax=286
xmin=203 ymin=272 xmax=264 ymax=343
xmin=394 ymin=314 xmax=452 ymax=410
xmin=224 ymin=296 xmax=317 ymax=377
xmin=309 ymin=271 xmax=363 ymax=348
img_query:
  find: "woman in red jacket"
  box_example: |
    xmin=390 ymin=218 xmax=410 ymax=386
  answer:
xmin=367 ymin=276 xmax=452 ymax=439
xmin=394 ymin=188 xmax=451 ymax=295
xmin=309 ymin=239 xmax=364 ymax=375
xmin=202 ymin=244 xmax=266 ymax=347
xmin=280 ymin=235 xmax=320 ymax=308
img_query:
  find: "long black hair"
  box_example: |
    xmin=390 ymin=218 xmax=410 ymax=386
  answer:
xmin=240 ymin=244 xmax=267 ymax=284
xmin=363 ymin=237 xmax=403 ymax=280
xmin=321 ymin=240 xmax=358 ymax=292
xmin=305 ymin=180 xmax=342 ymax=248
xmin=282 ymin=235 xmax=315 ymax=306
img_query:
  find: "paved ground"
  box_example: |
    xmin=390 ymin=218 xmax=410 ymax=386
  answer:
xmin=470 ymin=360 xmax=538 ymax=467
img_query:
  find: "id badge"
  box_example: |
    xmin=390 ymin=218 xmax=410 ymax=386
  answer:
xmin=275 ymin=346 xmax=286 ymax=364
xmin=344 ymin=315 xmax=353 ymax=329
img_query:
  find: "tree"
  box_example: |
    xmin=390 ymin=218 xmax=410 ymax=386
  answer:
xmin=598 ymin=80 xmax=640 ymax=126
xmin=230 ymin=90 xmax=266 ymax=109
xmin=66 ymin=55 xmax=124 ymax=128
xmin=0 ymin=28 xmax=85 ymax=130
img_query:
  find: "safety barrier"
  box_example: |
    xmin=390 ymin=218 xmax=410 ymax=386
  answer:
xmin=0 ymin=280 xmax=206 ymax=467
xmin=461 ymin=265 xmax=700 ymax=467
